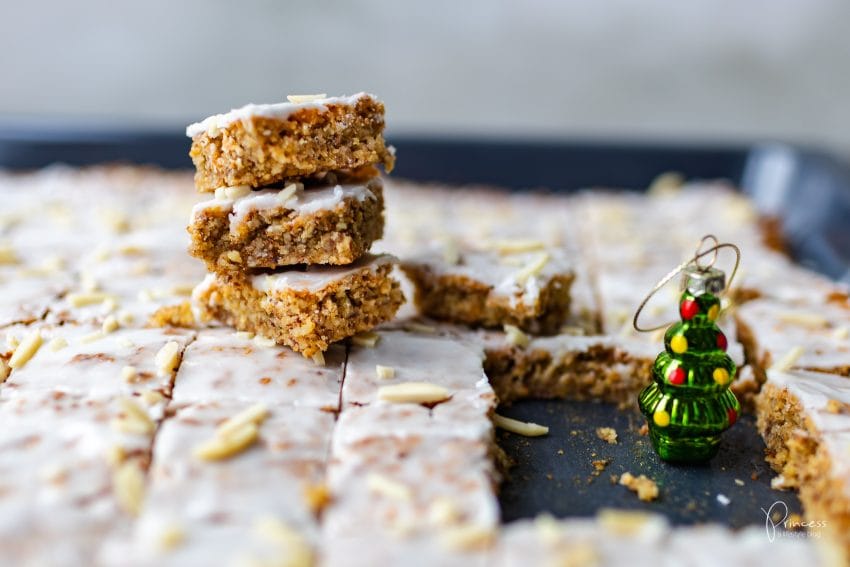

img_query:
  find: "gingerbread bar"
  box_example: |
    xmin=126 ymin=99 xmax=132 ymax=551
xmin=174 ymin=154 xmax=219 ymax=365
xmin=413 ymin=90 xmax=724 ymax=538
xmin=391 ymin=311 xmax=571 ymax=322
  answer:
xmin=186 ymin=93 xmax=394 ymax=192
xmin=401 ymin=247 xmax=574 ymax=335
xmin=192 ymin=254 xmax=403 ymax=357
xmin=188 ymin=175 xmax=384 ymax=273
xmin=755 ymin=369 xmax=850 ymax=564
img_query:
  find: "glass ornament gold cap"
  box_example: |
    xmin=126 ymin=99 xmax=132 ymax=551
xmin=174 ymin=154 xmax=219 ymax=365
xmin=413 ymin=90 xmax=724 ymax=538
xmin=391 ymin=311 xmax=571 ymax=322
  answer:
xmin=680 ymin=265 xmax=726 ymax=295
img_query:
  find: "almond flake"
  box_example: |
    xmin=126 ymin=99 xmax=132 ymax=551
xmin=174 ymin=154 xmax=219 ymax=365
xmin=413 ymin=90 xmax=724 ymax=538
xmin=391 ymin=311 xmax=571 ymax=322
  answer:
xmin=112 ymin=397 xmax=155 ymax=435
xmin=253 ymin=517 xmax=314 ymax=567
xmin=113 ymin=462 xmax=145 ymax=516
xmin=9 ymin=331 xmax=43 ymax=369
xmin=102 ymin=315 xmax=119 ymax=334
xmin=351 ymin=331 xmax=380 ymax=348
xmin=217 ymin=403 xmax=269 ymax=438
xmin=769 ymin=345 xmax=804 ymax=372
xmin=515 ymin=252 xmax=550 ymax=285
xmin=66 ymin=292 xmax=116 ymax=307
xmin=375 ymin=365 xmax=395 ymax=380
xmin=155 ymin=341 xmax=180 ymax=377
xmin=833 ymin=326 xmax=849 ymax=340
xmin=277 ymin=183 xmax=301 ymax=203
xmin=121 ymin=365 xmax=139 ymax=383
xmin=503 ymin=324 xmax=529 ymax=348
xmin=287 ymin=93 xmax=327 ymax=103
xmin=48 ymin=337 xmax=68 ymax=352
xmin=233 ymin=331 xmax=255 ymax=340
xmin=367 ymin=473 xmax=412 ymax=501
xmin=224 ymin=185 xmax=252 ymax=200
xmin=141 ymin=390 xmax=166 ymax=406
xmin=490 ymin=239 xmax=546 ymax=254
xmin=80 ymin=331 xmax=105 ymax=344
xmin=311 ymin=351 xmax=326 ymax=366
xmin=439 ymin=524 xmax=495 ymax=551
xmin=193 ymin=422 xmax=259 ymax=461
xmin=253 ymin=335 xmax=276 ymax=348
xmin=493 ymin=414 xmax=549 ymax=437
xmin=777 ymin=311 xmax=829 ymax=329
xmin=377 ymin=382 xmax=450 ymax=404
xmin=403 ymin=322 xmax=437 ymax=334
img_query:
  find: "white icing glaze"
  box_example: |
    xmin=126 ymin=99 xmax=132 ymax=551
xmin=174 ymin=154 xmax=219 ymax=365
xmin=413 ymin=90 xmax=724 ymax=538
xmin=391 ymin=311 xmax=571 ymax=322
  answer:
xmin=191 ymin=180 xmax=379 ymax=236
xmin=171 ymin=328 xmax=344 ymax=411
xmin=342 ymin=329 xmax=487 ymax=407
xmin=251 ymin=253 xmax=395 ymax=294
xmin=185 ymin=92 xmax=375 ymax=137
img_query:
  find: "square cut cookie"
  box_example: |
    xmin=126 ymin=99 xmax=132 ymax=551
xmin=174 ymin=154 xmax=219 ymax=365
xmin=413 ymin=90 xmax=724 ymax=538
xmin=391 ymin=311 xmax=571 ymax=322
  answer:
xmin=2 ymin=324 xmax=194 ymax=403
xmin=341 ymin=328 xmax=488 ymax=407
xmin=401 ymin=247 xmax=575 ymax=335
xmin=170 ymin=328 xmax=345 ymax=411
xmin=186 ymin=93 xmax=395 ymax=192
xmin=735 ymin=298 xmax=850 ymax=382
xmin=193 ymin=254 xmax=404 ymax=357
xmin=322 ymin=436 xmax=499 ymax=567
xmin=188 ymin=175 xmax=384 ymax=273
xmin=107 ymin=401 xmax=333 ymax=567
xmin=0 ymin=394 xmax=158 ymax=566
xmin=755 ymin=370 xmax=850 ymax=563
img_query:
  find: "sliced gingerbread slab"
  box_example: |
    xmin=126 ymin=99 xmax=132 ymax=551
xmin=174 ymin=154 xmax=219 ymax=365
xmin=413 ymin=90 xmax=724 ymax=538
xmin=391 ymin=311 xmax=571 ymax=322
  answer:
xmin=186 ymin=93 xmax=394 ymax=192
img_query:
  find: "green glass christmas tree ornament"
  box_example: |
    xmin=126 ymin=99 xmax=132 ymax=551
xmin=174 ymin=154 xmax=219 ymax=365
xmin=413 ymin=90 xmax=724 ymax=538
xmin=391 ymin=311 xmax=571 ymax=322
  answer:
xmin=637 ymin=262 xmax=741 ymax=463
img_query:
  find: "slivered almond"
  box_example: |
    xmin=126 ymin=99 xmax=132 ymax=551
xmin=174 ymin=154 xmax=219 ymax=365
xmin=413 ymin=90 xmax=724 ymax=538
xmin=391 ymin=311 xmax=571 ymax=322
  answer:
xmin=121 ymin=366 xmax=138 ymax=383
xmin=493 ymin=414 xmax=549 ymax=437
xmin=253 ymin=335 xmax=276 ymax=348
xmin=193 ymin=422 xmax=259 ymax=461
xmin=403 ymin=322 xmax=437 ymax=334
xmin=833 ymin=327 xmax=849 ymax=340
xmin=223 ymin=185 xmax=252 ymax=200
xmin=113 ymin=461 xmax=145 ymax=516
xmin=9 ymin=331 xmax=42 ymax=369
xmin=375 ymin=365 xmax=395 ymax=380
xmin=489 ymin=238 xmax=546 ymax=254
xmin=503 ymin=324 xmax=529 ymax=348
xmin=769 ymin=346 xmax=804 ymax=372
xmin=155 ymin=341 xmax=180 ymax=377
xmin=216 ymin=403 xmax=269 ymax=438
xmin=311 ymin=351 xmax=326 ymax=366
xmin=0 ymin=359 xmax=9 ymax=383
xmin=80 ymin=331 xmax=105 ymax=344
xmin=277 ymin=183 xmax=300 ymax=203
xmin=777 ymin=311 xmax=829 ymax=329
xmin=102 ymin=315 xmax=119 ymax=334
xmin=428 ymin=497 xmax=463 ymax=527
xmin=66 ymin=291 xmax=116 ymax=307
xmin=351 ymin=331 xmax=380 ymax=348
xmin=253 ymin=516 xmax=314 ymax=567
xmin=157 ymin=524 xmax=185 ymax=551
xmin=515 ymin=252 xmax=550 ymax=285
xmin=377 ymin=382 xmax=450 ymax=404
xmin=439 ymin=524 xmax=495 ymax=551
xmin=112 ymin=397 xmax=155 ymax=435
xmin=287 ymin=93 xmax=327 ymax=103
xmin=367 ymin=473 xmax=412 ymax=501
xmin=441 ymin=238 xmax=460 ymax=265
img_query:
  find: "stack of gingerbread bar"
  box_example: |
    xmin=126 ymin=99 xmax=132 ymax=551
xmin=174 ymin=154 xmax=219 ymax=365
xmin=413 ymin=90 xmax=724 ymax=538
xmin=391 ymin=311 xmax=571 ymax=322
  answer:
xmin=185 ymin=93 xmax=403 ymax=359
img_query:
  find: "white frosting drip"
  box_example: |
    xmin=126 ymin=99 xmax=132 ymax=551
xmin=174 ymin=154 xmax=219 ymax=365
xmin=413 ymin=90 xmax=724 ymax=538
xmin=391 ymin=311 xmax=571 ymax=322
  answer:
xmin=185 ymin=93 xmax=375 ymax=137
xmin=191 ymin=181 xmax=378 ymax=236
xmin=251 ymin=253 xmax=395 ymax=294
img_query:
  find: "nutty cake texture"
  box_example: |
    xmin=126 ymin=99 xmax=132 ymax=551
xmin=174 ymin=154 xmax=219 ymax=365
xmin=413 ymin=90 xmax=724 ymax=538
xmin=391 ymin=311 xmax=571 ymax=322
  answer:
xmin=188 ymin=176 xmax=385 ymax=273
xmin=187 ymin=93 xmax=395 ymax=192
xmin=193 ymin=255 xmax=404 ymax=357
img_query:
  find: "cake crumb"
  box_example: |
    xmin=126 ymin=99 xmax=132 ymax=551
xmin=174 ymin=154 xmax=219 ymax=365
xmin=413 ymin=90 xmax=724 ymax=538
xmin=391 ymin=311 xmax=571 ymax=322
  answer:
xmin=619 ymin=472 xmax=659 ymax=502
xmin=591 ymin=459 xmax=610 ymax=473
xmin=638 ymin=423 xmax=649 ymax=436
xmin=148 ymin=302 xmax=196 ymax=328
xmin=595 ymin=427 xmax=618 ymax=444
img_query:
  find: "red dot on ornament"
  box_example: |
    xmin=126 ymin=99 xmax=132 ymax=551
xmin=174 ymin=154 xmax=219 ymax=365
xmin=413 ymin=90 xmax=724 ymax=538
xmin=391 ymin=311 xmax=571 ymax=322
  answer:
xmin=668 ymin=366 xmax=686 ymax=385
xmin=680 ymin=299 xmax=699 ymax=320
xmin=716 ymin=332 xmax=728 ymax=351
xmin=728 ymin=408 xmax=738 ymax=425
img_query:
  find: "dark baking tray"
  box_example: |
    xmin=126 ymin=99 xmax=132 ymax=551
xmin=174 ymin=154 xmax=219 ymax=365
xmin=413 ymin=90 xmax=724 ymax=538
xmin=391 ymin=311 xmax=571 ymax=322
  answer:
xmin=3 ymin=124 xmax=850 ymax=528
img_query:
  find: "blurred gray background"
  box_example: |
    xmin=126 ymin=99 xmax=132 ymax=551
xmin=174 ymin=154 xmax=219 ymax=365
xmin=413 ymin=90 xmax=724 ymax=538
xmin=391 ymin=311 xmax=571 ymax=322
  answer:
xmin=3 ymin=0 xmax=849 ymax=152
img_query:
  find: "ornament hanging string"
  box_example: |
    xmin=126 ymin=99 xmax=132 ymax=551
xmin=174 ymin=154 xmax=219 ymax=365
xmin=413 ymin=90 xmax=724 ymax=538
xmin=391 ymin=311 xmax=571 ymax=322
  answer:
xmin=633 ymin=236 xmax=741 ymax=333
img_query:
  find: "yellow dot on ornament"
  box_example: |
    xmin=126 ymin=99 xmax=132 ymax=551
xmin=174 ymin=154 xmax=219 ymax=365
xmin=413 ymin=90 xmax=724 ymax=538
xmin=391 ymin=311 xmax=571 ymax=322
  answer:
xmin=670 ymin=334 xmax=688 ymax=354
xmin=653 ymin=409 xmax=671 ymax=427
xmin=707 ymin=304 xmax=720 ymax=322
xmin=713 ymin=367 xmax=730 ymax=385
